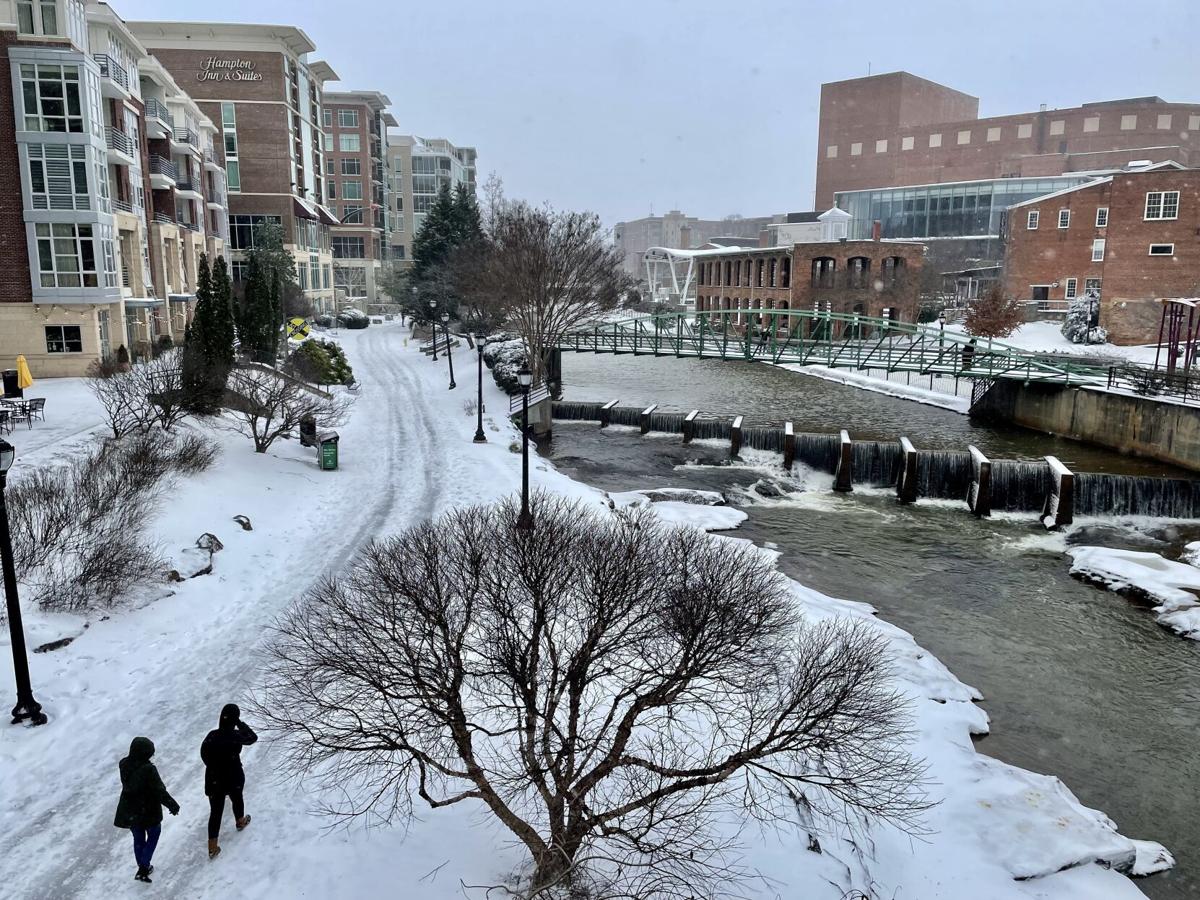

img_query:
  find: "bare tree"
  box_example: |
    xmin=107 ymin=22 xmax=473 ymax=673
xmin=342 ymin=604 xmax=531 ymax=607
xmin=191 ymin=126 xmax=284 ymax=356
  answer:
xmin=963 ymin=285 xmax=1025 ymax=338
xmin=258 ymin=495 xmax=928 ymax=897
xmin=460 ymin=203 xmax=631 ymax=384
xmin=87 ymin=359 xmax=156 ymax=438
xmin=226 ymin=365 xmax=353 ymax=453
xmin=128 ymin=349 xmax=191 ymax=431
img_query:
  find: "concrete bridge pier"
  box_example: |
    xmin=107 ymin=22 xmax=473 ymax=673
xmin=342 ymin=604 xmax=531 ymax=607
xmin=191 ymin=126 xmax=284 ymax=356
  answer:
xmin=1042 ymin=456 xmax=1074 ymax=530
xmin=967 ymin=445 xmax=991 ymax=517
xmin=896 ymin=437 xmax=918 ymax=504
xmin=833 ymin=430 xmax=853 ymax=492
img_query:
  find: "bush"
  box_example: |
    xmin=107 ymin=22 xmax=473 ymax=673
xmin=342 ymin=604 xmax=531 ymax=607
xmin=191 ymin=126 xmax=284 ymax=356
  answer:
xmin=482 ymin=336 xmax=528 ymax=395
xmin=226 ymin=366 xmax=353 ymax=452
xmin=284 ymin=339 xmax=355 ymax=386
xmin=337 ymin=307 xmax=370 ymax=330
xmin=5 ymin=431 xmax=220 ymax=612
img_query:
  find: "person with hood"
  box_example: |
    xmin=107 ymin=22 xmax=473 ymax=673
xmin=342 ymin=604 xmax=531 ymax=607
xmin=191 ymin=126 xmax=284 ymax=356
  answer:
xmin=200 ymin=703 xmax=258 ymax=859
xmin=113 ymin=737 xmax=180 ymax=883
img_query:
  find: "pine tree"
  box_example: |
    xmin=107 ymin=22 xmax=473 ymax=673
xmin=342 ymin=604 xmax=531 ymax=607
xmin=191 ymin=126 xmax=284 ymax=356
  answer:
xmin=210 ymin=255 xmax=236 ymax=367
xmin=451 ymin=183 xmax=483 ymax=244
xmin=239 ymin=255 xmax=277 ymax=363
xmin=411 ymin=182 xmax=456 ymax=282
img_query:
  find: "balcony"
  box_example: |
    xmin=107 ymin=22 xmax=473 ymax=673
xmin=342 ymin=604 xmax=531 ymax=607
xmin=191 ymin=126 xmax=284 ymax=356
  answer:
xmin=105 ymin=126 xmax=135 ymax=164
xmin=202 ymin=147 xmax=221 ymax=172
xmin=144 ymin=99 xmax=173 ymax=139
xmin=94 ymin=54 xmax=130 ymax=98
xmin=171 ymin=126 xmax=199 ymax=153
xmin=175 ymin=179 xmax=202 ymax=200
xmin=148 ymin=155 xmax=178 ymax=190
xmin=206 ymin=186 xmax=226 ymax=209
xmin=153 ymin=212 xmax=175 ymax=226
xmin=112 ymin=198 xmax=133 ymax=214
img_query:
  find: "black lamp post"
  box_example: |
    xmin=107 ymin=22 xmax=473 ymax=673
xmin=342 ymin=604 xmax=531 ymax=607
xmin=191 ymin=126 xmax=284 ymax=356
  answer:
xmin=428 ymin=299 xmax=439 ymax=361
xmin=0 ymin=439 xmax=46 ymax=726
xmin=473 ymin=334 xmax=487 ymax=443
xmin=516 ymin=366 xmax=534 ymax=530
xmin=441 ymin=313 xmax=456 ymax=390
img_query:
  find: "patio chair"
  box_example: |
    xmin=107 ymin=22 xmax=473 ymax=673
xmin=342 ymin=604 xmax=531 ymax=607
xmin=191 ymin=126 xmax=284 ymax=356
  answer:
xmin=0 ymin=409 xmax=9 ymax=434
xmin=7 ymin=401 xmax=31 ymax=430
xmin=27 ymin=397 xmax=45 ymax=422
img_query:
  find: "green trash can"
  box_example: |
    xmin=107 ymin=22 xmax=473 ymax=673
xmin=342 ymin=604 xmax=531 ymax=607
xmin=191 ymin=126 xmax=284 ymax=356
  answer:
xmin=318 ymin=431 xmax=339 ymax=470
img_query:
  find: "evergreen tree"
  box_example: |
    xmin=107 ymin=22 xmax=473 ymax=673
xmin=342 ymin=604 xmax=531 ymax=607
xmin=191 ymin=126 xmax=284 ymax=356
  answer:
xmin=451 ymin=183 xmax=483 ymax=244
xmin=411 ymin=182 xmax=456 ymax=282
xmin=210 ymin=255 xmax=236 ymax=367
xmin=239 ymin=255 xmax=277 ymax=363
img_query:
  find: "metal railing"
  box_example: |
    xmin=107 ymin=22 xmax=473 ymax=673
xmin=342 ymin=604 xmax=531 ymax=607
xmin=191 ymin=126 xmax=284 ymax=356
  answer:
xmin=153 ymin=212 xmax=174 ymax=225
xmin=112 ymin=198 xmax=133 ymax=213
xmin=144 ymin=98 xmax=173 ymax=130
xmin=1107 ymin=363 xmax=1200 ymax=405
xmin=510 ymin=383 xmax=551 ymax=414
xmin=172 ymin=126 xmax=198 ymax=147
xmin=93 ymin=54 xmax=129 ymax=91
xmin=149 ymin=156 xmax=177 ymax=181
xmin=105 ymin=126 xmax=134 ymax=156
xmin=175 ymin=179 xmax=197 ymax=194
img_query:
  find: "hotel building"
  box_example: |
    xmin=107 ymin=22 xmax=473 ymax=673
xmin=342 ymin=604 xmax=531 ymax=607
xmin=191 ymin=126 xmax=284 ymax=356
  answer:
xmin=387 ymin=134 xmax=476 ymax=267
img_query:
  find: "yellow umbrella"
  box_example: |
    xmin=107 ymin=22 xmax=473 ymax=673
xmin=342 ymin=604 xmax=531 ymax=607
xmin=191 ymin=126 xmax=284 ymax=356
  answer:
xmin=16 ymin=355 xmax=34 ymax=390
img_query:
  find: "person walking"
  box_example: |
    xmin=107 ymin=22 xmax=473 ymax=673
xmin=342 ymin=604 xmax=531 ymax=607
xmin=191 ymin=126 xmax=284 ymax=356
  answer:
xmin=113 ymin=737 xmax=180 ymax=883
xmin=201 ymin=703 xmax=258 ymax=859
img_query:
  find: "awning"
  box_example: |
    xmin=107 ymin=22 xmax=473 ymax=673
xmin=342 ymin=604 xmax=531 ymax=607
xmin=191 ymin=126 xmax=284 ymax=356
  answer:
xmin=315 ymin=203 xmax=339 ymax=226
xmin=293 ymin=197 xmax=318 ymax=221
xmin=123 ymin=298 xmax=167 ymax=309
xmin=168 ymin=293 xmax=195 ymax=303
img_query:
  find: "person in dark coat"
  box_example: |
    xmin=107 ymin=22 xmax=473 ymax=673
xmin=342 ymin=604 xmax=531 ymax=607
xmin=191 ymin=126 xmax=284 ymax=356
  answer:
xmin=113 ymin=736 xmax=180 ymax=883
xmin=200 ymin=703 xmax=258 ymax=859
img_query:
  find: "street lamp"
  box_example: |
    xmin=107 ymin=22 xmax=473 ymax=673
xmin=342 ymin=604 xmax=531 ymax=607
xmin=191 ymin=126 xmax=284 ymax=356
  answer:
xmin=428 ymin=299 xmax=438 ymax=361
xmin=473 ymin=334 xmax=487 ymax=443
xmin=516 ymin=366 xmax=534 ymax=530
xmin=0 ymin=439 xmax=46 ymax=726
xmin=441 ymin=313 xmax=456 ymax=390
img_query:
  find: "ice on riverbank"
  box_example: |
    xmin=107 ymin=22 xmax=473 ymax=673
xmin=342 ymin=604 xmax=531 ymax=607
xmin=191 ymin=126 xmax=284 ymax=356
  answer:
xmin=608 ymin=488 xmax=748 ymax=530
xmin=1067 ymin=545 xmax=1200 ymax=640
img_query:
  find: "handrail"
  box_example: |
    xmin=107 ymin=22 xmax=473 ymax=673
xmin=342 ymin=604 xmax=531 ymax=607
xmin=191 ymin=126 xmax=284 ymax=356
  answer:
xmin=93 ymin=54 xmax=129 ymax=91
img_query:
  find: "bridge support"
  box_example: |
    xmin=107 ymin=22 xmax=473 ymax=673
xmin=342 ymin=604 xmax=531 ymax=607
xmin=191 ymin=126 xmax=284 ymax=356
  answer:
xmin=640 ymin=404 xmax=658 ymax=435
xmin=967 ymin=445 xmax=991 ymax=517
xmin=599 ymin=399 xmax=618 ymax=428
xmin=683 ymin=410 xmax=699 ymax=444
xmin=783 ymin=422 xmax=795 ymax=471
xmin=833 ymin=430 xmax=853 ymax=492
xmin=730 ymin=415 xmax=743 ymax=458
xmin=1042 ymin=456 xmax=1074 ymax=530
xmin=896 ymin=437 xmax=918 ymax=503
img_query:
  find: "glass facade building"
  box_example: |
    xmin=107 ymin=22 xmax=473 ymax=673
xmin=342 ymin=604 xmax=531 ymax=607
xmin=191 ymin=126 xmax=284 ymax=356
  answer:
xmin=835 ymin=175 xmax=1094 ymax=241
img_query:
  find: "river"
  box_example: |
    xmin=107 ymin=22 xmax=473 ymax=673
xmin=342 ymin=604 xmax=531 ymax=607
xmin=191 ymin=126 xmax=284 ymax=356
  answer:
xmin=541 ymin=352 xmax=1200 ymax=900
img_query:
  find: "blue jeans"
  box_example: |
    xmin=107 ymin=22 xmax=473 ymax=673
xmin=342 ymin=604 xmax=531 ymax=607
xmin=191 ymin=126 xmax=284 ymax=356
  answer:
xmin=130 ymin=825 xmax=161 ymax=870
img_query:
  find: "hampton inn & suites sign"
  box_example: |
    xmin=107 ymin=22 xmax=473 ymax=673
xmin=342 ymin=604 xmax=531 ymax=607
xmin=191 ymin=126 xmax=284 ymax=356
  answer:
xmin=197 ymin=57 xmax=263 ymax=82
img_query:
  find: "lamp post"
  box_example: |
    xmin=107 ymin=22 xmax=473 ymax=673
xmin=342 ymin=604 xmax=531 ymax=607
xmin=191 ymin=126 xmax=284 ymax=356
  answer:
xmin=441 ymin=313 xmax=456 ymax=390
xmin=473 ymin=335 xmax=487 ymax=443
xmin=516 ymin=366 xmax=533 ymax=530
xmin=0 ymin=440 xmax=46 ymax=726
xmin=428 ymin=299 xmax=438 ymax=361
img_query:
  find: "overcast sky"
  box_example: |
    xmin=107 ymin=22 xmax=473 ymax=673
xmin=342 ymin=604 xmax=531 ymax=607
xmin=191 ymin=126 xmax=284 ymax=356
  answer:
xmin=115 ymin=0 xmax=1197 ymax=226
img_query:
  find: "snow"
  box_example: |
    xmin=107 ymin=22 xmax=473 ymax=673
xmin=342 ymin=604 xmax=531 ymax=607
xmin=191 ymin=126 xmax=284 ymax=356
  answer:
xmin=779 ymin=362 xmax=971 ymax=412
xmin=945 ymin=320 xmax=1159 ymax=366
xmin=0 ymin=321 xmax=1171 ymax=899
xmin=608 ymin=489 xmax=748 ymax=531
xmin=1066 ymin=545 xmax=1200 ymax=639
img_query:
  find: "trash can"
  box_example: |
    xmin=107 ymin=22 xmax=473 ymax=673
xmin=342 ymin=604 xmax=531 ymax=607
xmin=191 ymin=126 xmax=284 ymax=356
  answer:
xmin=1 ymin=369 xmax=21 ymax=399
xmin=299 ymin=414 xmax=317 ymax=448
xmin=317 ymin=431 xmax=339 ymax=471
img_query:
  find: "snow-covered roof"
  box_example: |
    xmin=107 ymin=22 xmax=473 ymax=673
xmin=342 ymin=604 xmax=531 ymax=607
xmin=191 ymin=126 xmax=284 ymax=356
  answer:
xmin=818 ymin=207 xmax=853 ymax=221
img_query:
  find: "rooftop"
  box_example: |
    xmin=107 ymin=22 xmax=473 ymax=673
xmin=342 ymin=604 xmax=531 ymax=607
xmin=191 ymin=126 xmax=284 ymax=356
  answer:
xmin=127 ymin=20 xmax=318 ymax=58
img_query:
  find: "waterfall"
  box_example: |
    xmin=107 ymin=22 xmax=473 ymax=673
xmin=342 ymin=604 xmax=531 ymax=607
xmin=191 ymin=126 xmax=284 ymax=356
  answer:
xmin=990 ymin=460 xmax=1053 ymax=512
xmin=794 ymin=433 xmax=841 ymax=473
xmin=551 ymin=401 xmax=602 ymax=421
xmin=742 ymin=425 xmax=784 ymax=452
xmin=649 ymin=411 xmax=686 ymax=433
xmin=692 ymin=418 xmax=731 ymax=440
xmin=915 ymin=450 xmax=974 ymax=500
xmin=607 ymin=406 xmax=643 ymax=427
xmin=851 ymin=440 xmax=904 ymax=487
xmin=1074 ymin=473 xmax=1200 ymax=518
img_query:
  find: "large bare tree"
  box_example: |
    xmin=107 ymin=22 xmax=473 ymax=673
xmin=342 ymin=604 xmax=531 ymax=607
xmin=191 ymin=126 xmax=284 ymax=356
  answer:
xmin=258 ymin=495 xmax=928 ymax=897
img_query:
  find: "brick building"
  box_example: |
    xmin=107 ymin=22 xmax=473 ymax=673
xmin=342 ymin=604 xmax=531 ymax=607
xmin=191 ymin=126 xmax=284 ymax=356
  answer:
xmin=692 ymin=238 xmax=925 ymax=325
xmin=323 ymin=90 xmax=395 ymax=303
xmin=1003 ymin=164 xmax=1200 ymax=344
xmin=128 ymin=20 xmax=340 ymax=312
xmin=0 ymin=0 xmax=230 ymax=377
xmin=815 ymin=72 xmax=1200 ymax=209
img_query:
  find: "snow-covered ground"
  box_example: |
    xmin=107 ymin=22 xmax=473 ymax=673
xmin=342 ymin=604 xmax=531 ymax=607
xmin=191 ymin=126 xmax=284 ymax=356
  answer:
xmin=1067 ymin=545 xmax=1200 ymax=640
xmin=945 ymin=320 xmax=1158 ymax=366
xmin=0 ymin=323 xmax=1173 ymax=898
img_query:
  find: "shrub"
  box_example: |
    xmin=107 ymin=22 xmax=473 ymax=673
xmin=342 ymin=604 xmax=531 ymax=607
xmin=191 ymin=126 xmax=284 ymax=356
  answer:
xmin=337 ymin=307 xmax=370 ymax=329
xmin=284 ymin=339 xmax=355 ymax=386
xmin=226 ymin=366 xmax=353 ymax=452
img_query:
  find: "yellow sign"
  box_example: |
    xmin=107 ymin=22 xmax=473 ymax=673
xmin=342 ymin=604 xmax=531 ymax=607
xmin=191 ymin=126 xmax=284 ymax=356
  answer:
xmin=286 ymin=318 xmax=310 ymax=340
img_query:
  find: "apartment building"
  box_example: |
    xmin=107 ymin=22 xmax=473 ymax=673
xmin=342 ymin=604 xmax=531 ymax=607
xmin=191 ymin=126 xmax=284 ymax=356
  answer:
xmin=323 ymin=90 xmax=395 ymax=303
xmin=387 ymin=134 xmax=477 ymax=266
xmin=0 ymin=0 xmax=230 ymax=376
xmin=815 ymin=72 xmax=1200 ymax=209
xmin=1004 ymin=164 xmax=1200 ymax=344
xmin=128 ymin=20 xmax=339 ymax=312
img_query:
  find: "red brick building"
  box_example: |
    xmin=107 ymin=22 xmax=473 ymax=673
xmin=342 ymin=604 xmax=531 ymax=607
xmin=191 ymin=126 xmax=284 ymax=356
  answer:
xmin=1003 ymin=165 xmax=1200 ymax=344
xmin=816 ymin=72 xmax=1200 ymax=209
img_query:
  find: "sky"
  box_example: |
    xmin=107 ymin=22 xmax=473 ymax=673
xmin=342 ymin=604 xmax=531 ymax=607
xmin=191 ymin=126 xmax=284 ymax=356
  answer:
xmin=114 ymin=0 xmax=1198 ymax=227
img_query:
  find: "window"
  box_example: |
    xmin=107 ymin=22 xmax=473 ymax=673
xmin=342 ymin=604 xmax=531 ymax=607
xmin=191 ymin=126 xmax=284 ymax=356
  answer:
xmin=225 ymin=161 xmax=240 ymax=193
xmin=18 ymin=1 xmax=60 ymax=36
xmin=340 ymin=158 xmax=361 ymax=176
xmin=27 ymin=143 xmax=91 ymax=210
xmin=322 ymin=131 xmax=333 ymax=151
xmin=825 ymin=145 xmax=838 ymax=158
xmin=957 ymin=129 xmax=970 ymax=144
xmin=412 ymin=155 xmax=437 ymax=174
xmin=20 ymin=63 xmax=84 ymax=133
xmin=1083 ymin=116 xmax=1100 ymax=133
xmin=341 ymin=204 xmax=364 ymax=224
xmin=1191 ymin=115 xmax=1200 ymax=131
xmin=322 ymin=109 xmax=332 ymax=128
xmin=1120 ymin=114 xmax=1137 ymax=130
xmin=987 ymin=126 xmax=1001 ymax=142
xmin=327 ymin=181 xmax=335 ymax=199
xmin=338 ymin=108 xmax=359 ymax=128
xmin=222 ymin=103 xmax=239 ymax=192
xmin=1095 ymin=207 xmax=1108 ymax=227
xmin=928 ymin=133 xmax=942 ymax=148
xmin=324 ymin=157 xmax=334 ymax=175
xmin=228 ymin=214 xmax=281 ymax=250
xmin=850 ymin=142 xmax=862 ymax=156
xmin=412 ymin=174 xmax=438 ymax=194
xmin=1157 ymin=114 xmax=1172 ymax=130
xmin=413 ymin=195 xmax=434 ymax=213
xmin=1017 ymin=123 xmax=1032 ymax=139
xmin=1149 ymin=243 xmax=1175 ymax=256
xmin=1050 ymin=120 xmax=1065 ymax=136
xmin=1092 ymin=239 xmax=1105 ymax=262
xmin=332 ymin=236 xmax=364 ymax=258
xmin=342 ymin=180 xmax=362 ymax=200
xmin=1027 ymin=210 xmax=1039 ymax=230
xmin=339 ymin=133 xmax=360 ymax=152
xmin=1058 ymin=209 xmax=1070 ymax=229
xmin=875 ymin=139 xmax=887 ymax=153
xmin=901 ymin=136 xmax=914 ymax=151
xmin=35 ymin=222 xmax=100 ymax=287
xmin=1064 ymin=278 xmax=1078 ymax=299
xmin=1085 ymin=278 xmax=1102 ymax=295
xmin=230 ymin=259 xmax=249 ymax=282
xmin=45 ymin=325 xmax=83 ymax=353
xmin=1145 ymin=191 xmax=1180 ymax=220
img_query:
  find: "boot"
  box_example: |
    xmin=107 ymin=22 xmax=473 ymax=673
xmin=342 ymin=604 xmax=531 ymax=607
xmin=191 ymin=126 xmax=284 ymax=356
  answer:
xmin=208 ymin=838 xmax=221 ymax=860
xmin=134 ymin=866 xmax=152 ymax=883
xmin=235 ymin=814 xmax=251 ymax=832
